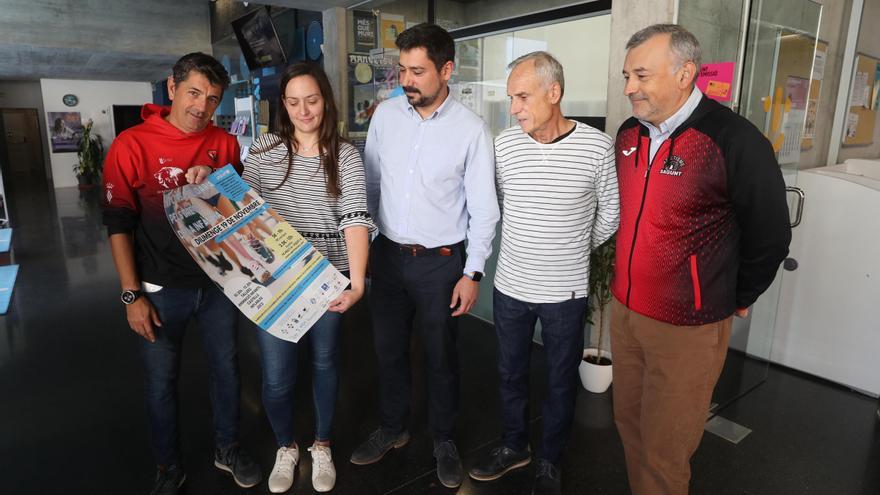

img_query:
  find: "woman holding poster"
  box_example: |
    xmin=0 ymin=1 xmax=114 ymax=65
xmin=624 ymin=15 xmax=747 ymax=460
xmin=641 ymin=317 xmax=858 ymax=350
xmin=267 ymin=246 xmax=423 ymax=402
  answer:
xmin=243 ymin=62 xmax=372 ymax=493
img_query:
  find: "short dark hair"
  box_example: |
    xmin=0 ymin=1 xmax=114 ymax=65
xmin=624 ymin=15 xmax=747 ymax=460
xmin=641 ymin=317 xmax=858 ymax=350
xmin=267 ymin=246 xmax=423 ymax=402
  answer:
xmin=171 ymin=52 xmax=231 ymax=90
xmin=395 ymin=23 xmax=455 ymax=72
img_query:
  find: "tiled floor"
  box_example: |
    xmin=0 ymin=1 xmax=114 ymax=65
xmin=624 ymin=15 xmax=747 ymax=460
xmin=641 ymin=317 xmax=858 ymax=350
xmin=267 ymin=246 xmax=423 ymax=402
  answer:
xmin=1 ymin=174 xmax=879 ymax=494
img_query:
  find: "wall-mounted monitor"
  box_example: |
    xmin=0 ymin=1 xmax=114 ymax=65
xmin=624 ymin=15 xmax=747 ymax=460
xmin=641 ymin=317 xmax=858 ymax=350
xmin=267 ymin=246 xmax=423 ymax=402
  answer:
xmin=231 ymin=6 xmax=287 ymax=71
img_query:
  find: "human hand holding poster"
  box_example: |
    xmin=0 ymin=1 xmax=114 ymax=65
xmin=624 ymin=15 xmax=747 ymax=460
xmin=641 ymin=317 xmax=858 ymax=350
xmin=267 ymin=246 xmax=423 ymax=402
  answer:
xmin=163 ymin=165 xmax=349 ymax=342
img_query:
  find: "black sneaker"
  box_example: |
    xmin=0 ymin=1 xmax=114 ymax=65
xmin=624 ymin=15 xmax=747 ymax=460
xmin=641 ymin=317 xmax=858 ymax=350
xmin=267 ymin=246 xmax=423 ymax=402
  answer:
xmin=469 ymin=445 xmax=531 ymax=481
xmin=433 ymin=440 xmax=463 ymax=489
xmin=214 ymin=444 xmax=262 ymax=488
xmin=149 ymin=465 xmax=185 ymax=495
xmin=349 ymin=428 xmax=410 ymax=465
xmin=532 ymin=459 xmax=561 ymax=495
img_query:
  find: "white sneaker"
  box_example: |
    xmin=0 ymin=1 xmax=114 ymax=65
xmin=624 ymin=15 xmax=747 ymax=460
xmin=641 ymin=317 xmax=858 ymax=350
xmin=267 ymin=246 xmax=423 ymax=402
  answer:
xmin=268 ymin=445 xmax=300 ymax=493
xmin=308 ymin=444 xmax=336 ymax=492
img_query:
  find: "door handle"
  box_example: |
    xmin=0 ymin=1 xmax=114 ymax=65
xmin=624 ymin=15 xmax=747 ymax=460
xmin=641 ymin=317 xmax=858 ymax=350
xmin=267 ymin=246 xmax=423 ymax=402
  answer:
xmin=786 ymin=186 xmax=804 ymax=228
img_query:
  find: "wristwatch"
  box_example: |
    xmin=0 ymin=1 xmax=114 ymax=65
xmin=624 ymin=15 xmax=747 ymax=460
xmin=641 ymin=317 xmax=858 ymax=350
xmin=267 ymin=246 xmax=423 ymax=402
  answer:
xmin=465 ymin=271 xmax=483 ymax=282
xmin=121 ymin=289 xmax=143 ymax=305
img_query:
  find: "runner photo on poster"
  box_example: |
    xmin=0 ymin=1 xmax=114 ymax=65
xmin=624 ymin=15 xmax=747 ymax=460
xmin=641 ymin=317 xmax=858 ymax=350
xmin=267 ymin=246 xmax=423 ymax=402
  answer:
xmin=164 ymin=165 xmax=349 ymax=342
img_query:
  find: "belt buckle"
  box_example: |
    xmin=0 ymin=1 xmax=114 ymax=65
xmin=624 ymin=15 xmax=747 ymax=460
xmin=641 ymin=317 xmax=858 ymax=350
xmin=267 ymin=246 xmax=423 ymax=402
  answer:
xmin=438 ymin=247 xmax=452 ymax=257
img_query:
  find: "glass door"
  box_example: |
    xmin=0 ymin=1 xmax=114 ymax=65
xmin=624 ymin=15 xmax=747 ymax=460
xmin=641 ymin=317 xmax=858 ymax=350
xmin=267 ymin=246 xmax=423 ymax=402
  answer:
xmin=700 ymin=0 xmax=821 ymax=412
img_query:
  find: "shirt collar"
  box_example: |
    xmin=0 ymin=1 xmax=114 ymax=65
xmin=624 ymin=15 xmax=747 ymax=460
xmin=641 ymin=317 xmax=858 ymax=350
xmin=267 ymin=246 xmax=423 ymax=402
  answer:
xmin=638 ymin=85 xmax=703 ymax=136
xmin=404 ymin=86 xmax=455 ymax=121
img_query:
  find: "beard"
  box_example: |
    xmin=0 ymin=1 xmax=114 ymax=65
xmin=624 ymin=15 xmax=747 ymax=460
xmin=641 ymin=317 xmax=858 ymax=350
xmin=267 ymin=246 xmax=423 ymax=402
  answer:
xmin=404 ymin=86 xmax=441 ymax=108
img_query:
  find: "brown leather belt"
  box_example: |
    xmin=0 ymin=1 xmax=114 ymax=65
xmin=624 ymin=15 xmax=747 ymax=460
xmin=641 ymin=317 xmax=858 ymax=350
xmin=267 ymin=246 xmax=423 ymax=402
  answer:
xmin=382 ymin=235 xmax=461 ymax=257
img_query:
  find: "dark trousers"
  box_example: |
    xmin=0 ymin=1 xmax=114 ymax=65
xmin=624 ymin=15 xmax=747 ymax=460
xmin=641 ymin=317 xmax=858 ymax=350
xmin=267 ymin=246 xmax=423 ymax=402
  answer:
xmin=493 ymin=287 xmax=587 ymax=464
xmin=369 ymin=234 xmax=464 ymax=441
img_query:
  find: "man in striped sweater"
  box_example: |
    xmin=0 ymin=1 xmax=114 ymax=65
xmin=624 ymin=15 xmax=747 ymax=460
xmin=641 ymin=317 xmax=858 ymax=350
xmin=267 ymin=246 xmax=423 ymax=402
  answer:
xmin=467 ymin=51 xmax=619 ymax=495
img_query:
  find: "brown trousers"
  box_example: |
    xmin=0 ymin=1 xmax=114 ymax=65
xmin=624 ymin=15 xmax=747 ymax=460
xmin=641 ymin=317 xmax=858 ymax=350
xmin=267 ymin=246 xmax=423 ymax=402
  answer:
xmin=610 ymin=298 xmax=732 ymax=495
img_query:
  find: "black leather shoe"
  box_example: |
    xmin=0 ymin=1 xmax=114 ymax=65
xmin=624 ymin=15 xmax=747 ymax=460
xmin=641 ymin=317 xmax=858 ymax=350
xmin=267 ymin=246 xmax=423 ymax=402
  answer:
xmin=149 ymin=465 xmax=185 ymax=495
xmin=434 ymin=440 xmax=463 ymax=488
xmin=350 ymin=428 xmax=411 ymax=465
xmin=532 ymin=459 xmax=561 ymax=495
xmin=469 ymin=445 xmax=531 ymax=481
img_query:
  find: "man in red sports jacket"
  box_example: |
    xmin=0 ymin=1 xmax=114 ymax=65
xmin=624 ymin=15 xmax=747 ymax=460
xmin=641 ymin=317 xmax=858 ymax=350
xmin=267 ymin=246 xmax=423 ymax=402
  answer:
xmin=612 ymin=25 xmax=791 ymax=495
xmin=102 ymin=52 xmax=260 ymax=495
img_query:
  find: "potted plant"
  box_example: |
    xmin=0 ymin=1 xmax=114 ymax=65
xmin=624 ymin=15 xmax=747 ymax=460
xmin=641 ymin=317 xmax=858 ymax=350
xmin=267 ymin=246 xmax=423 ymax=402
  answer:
xmin=579 ymin=236 xmax=615 ymax=393
xmin=73 ymin=119 xmax=104 ymax=189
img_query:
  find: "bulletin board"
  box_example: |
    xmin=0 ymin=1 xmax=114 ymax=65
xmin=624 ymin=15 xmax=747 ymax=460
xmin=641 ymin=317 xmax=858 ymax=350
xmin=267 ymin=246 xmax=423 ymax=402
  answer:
xmin=842 ymin=53 xmax=879 ymax=146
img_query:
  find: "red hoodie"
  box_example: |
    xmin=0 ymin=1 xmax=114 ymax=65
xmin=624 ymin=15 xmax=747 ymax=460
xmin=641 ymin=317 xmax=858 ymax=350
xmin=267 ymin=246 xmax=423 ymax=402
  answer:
xmin=102 ymin=103 xmax=241 ymax=288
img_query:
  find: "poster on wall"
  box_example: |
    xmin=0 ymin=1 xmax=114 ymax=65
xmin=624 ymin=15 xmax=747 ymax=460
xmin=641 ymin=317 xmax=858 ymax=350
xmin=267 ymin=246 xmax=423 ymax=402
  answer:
xmin=696 ymin=62 xmax=734 ymax=102
xmin=873 ymin=62 xmax=880 ymax=111
xmin=380 ymin=14 xmax=404 ymax=49
xmin=353 ymin=10 xmax=377 ymax=53
xmin=778 ymin=76 xmax=809 ymax=164
xmin=47 ymin=111 xmax=83 ymax=153
xmin=347 ymin=53 xmax=399 ymax=133
xmin=164 ymin=165 xmax=349 ymax=343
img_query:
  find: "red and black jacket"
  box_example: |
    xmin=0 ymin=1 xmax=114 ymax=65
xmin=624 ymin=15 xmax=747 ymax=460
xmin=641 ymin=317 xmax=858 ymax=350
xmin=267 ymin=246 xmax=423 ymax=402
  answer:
xmin=613 ymin=95 xmax=791 ymax=326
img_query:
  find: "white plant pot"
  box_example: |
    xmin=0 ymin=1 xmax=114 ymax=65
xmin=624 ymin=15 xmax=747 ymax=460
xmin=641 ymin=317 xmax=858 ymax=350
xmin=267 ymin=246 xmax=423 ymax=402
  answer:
xmin=579 ymin=348 xmax=613 ymax=393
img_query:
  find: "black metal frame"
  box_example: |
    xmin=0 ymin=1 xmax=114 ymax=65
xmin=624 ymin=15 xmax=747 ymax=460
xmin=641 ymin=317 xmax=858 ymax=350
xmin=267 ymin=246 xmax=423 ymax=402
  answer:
xmin=446 ymin=0 xmax=612 ymax=40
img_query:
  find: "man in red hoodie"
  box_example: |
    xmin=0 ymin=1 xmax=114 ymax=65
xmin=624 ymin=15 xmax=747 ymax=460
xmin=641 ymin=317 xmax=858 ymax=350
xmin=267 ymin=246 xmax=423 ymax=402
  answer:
xmin=102 ymin=52 xmax=261 ymax=495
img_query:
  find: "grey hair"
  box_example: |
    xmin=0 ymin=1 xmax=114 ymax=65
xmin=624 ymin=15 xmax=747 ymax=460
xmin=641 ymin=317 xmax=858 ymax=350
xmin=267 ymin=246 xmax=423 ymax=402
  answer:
xmin=508 ymin=51 xmax=565 ymax=97
xmin=626 ymin=24 xmax=702 ymax=71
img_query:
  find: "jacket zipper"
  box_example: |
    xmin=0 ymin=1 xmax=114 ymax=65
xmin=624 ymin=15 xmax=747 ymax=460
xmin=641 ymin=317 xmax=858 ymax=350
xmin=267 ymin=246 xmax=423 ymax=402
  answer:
xmin=625 ymin=136 xmax=658 ymax=307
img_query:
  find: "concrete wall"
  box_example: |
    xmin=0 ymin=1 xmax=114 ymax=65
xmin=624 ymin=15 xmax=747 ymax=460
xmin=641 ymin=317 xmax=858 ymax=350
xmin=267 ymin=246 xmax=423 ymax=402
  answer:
xmin=0 ymin=81 xmax=51 ymax=180
xmin=323 ymin=7 xmax=349 ymax=133
xmin=605 ymin=0 xmax=677 ymax=134
xmin=0 ymin=0 xmax=211 ymax=82
xmin=40 ymin=79 xmax=152 ymax=188
xmin=838 ymin=0 xmax=880 ymax=162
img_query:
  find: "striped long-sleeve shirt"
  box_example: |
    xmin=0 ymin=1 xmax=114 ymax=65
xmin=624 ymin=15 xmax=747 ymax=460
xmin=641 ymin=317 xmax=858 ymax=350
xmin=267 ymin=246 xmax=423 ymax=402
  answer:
xmin=243 ymin=133 xmax=374 ymax=272
xmin=494 ymin=121 xmax=620 ymax=304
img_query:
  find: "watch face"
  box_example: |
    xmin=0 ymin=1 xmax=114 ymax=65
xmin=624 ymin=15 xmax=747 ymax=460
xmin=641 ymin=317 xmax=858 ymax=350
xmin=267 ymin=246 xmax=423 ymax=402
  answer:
xmin=471 ymin=271 xmax=483 ymax=282
xmin=121 ymin=290 xmax=137 ymax=304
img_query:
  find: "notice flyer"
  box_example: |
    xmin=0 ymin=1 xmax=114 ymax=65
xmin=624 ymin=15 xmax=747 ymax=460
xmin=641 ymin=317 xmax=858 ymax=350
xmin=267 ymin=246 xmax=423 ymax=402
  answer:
xmin=163 ymin=165 xmax=349 ymax=342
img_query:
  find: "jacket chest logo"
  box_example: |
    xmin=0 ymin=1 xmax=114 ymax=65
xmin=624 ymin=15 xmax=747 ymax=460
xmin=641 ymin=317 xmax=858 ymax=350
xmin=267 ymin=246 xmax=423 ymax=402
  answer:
xmin=154 ymin=166 xmax=185 ymax=189
xmin=207 ymin=149 xmax=218 ymax=162
xmin=659 ymin=155 xmax=685 ymax=177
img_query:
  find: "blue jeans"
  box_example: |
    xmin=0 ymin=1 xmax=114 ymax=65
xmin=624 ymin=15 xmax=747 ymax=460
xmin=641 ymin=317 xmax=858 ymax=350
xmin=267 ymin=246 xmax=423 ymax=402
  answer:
xmin=255 ymin=309 xmax=342 ymax=446
xmin=140 ymin=284 xmax=240 ymax=467
xmin=493 ymin=287 xmax=587 ymax=464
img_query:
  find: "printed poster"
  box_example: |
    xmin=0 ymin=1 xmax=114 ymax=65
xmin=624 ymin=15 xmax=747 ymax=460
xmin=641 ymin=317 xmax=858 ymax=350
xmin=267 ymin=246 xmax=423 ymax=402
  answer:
xmin=873 ymin=62 xmax=880 ymax=111
xmin=48 ymin=111 xmax=83 ymax=153
xmin=353 ymin=10 xmax=377 ymax=53
xmin=347 ymin=53 xmax=398 ymax=132
xmin=696 ymin=62 xmax=735 ymax=102
xmin=778 ymin=76 xmax=809 ymax=164
xmin=164 ymin=165 xmax=349 ymax=342
xmin=380 ymin=14 xmax=404 ymax=49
